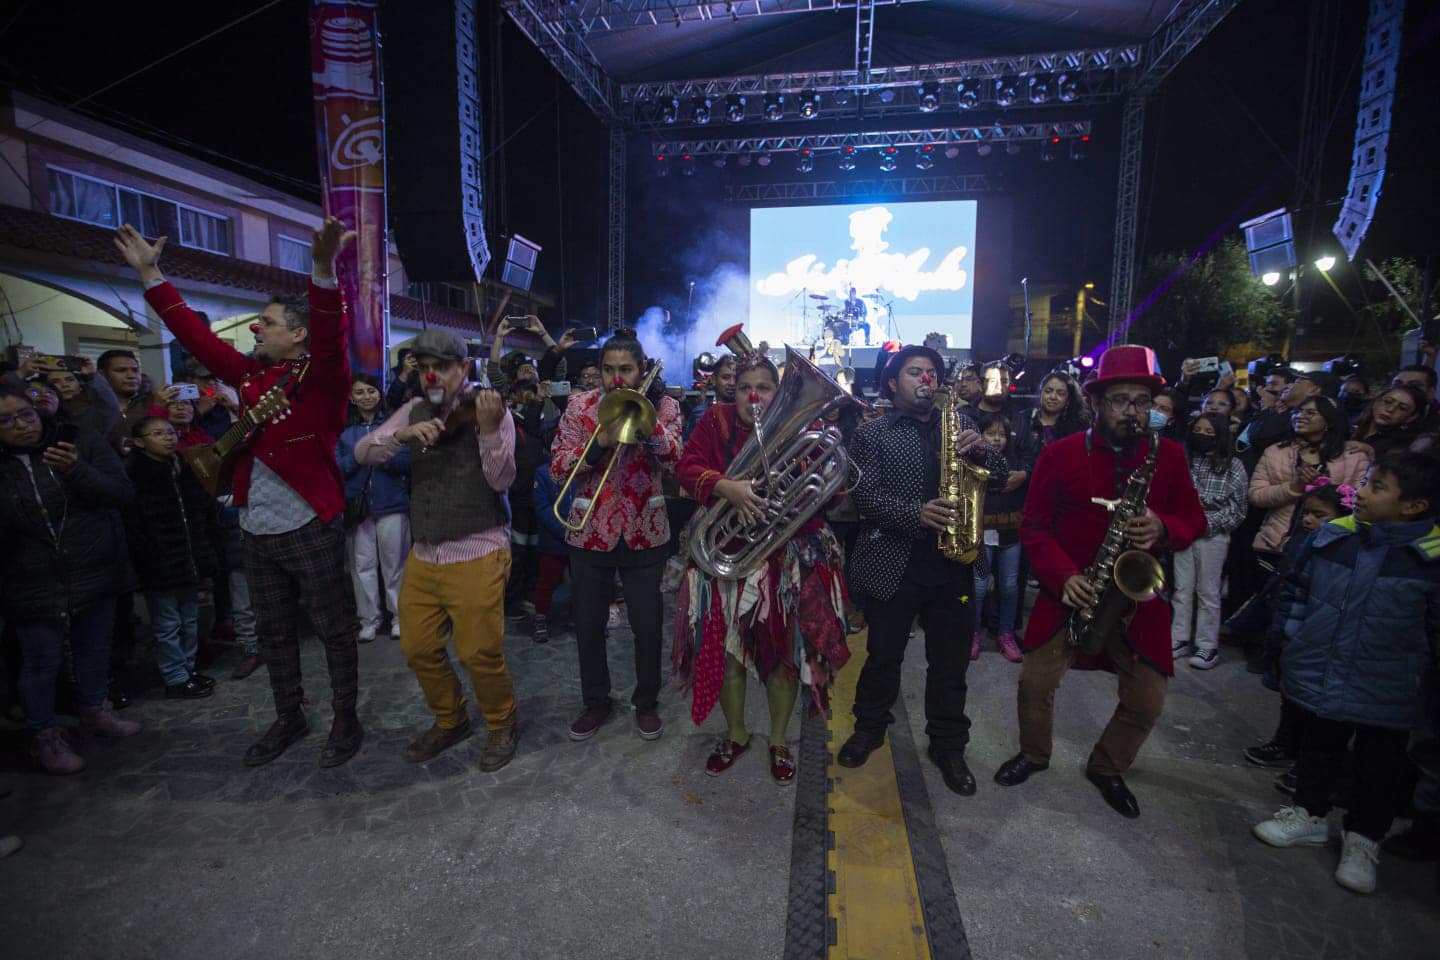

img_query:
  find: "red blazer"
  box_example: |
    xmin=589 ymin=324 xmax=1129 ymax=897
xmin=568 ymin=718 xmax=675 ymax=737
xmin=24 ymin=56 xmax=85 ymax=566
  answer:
xmin=550 ymin=387 xmax=682 ymax=552
xmin=1020 ymin=430 xmax=1207 ymax=675
xmin=144 ymin=281 xmax=350 ymax=523
xmin=678 ymin=403 xmax=824 ymax=537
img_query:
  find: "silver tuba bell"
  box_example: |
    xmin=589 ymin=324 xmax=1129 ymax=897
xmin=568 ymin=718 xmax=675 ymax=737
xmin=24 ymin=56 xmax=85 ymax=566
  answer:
xmin=689 ymin=344 xmax=860 ymax=580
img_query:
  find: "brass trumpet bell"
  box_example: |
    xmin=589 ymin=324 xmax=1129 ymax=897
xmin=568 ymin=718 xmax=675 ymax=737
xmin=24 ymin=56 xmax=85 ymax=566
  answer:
xmin=596 ymin=386 xmax=657 ymax=445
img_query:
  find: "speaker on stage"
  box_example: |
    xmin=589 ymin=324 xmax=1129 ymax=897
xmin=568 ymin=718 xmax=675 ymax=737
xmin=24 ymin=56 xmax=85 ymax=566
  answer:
xmin=384 ymin=0 xmax=490 ymax=282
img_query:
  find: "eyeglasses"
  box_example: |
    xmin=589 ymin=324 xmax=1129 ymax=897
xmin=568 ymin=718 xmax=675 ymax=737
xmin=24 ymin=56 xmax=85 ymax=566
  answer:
xmin=0 ymin=408 xmax=40 ymax=429
xmin=1102 ymin=394 xmax=1152 ymax=413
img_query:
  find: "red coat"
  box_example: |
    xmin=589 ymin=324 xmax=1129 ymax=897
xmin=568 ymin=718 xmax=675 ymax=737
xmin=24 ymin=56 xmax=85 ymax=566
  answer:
xmin=678 ymin=403 xmax=824 ymax=536
xmin=1020 ymin=430 xmax=1207 ymax=675
xmin=550 ymin=387 xmax=682 ymax=551
xmin=144 ymin=281 xmax=350 ymax=523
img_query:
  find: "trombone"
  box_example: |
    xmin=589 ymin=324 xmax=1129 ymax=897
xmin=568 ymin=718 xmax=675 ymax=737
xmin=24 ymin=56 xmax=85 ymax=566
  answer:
xmin=553 ymin=360 xmax=664 ymax=534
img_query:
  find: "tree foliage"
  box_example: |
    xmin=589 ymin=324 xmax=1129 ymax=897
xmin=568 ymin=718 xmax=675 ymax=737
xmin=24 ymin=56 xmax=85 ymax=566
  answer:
xmin=1355 ymin=257 xmax=1439 ymax=376
xmin=1130 ymin=238 xmax=1292 ymax=358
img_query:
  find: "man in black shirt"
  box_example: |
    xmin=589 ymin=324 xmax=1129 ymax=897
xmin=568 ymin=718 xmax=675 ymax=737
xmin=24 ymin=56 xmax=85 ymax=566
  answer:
xmin=839 ymin=345 xmax=1008 ymax=795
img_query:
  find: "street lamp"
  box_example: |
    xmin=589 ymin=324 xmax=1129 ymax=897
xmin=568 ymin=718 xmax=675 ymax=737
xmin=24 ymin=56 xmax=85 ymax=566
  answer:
xmin=1261 ymin=271 xmax=1281 ymax=286
xmin=1314 ymin=255 xmax=1337 ymax=272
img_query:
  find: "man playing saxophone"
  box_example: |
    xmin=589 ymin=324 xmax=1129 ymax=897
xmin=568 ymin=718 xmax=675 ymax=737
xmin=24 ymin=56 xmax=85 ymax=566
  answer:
xmin=838 ymin=344 xmax=1008 ymax=797
xmin=994 ymin=345 xmax=1206 ymax=819
xmin=552 ymin=330 xmax=683 ymax=743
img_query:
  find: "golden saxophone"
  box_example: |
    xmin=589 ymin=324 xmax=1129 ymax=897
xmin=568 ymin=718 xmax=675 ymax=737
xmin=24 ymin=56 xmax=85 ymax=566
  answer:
xmin=927 ymin=383 xmax=989 ymax=564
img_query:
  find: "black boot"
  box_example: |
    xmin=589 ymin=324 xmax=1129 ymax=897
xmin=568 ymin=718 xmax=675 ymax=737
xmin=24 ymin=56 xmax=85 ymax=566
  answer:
xmin=1085 ymin=769 xmax=1140 ymax=818
xmin=243 ymin=712 xmax=309 ymax=767
xmin=319 ymin=710 xmax=364 ymax=768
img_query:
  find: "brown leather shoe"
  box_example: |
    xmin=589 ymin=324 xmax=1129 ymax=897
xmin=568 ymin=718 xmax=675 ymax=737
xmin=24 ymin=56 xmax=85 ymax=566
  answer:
xmin=319 ymin=711 xmax=364 ymax=768
xmin=479 ymin=725 xmax=518 ymax=772
xmin=403 ymin=719 xmax=473 ymax=763
xmin=243 ymin=713 xmax=309 ymax=767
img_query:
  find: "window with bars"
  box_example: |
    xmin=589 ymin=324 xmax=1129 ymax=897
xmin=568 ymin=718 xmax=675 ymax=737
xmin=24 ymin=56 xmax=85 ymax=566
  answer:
xmin=277 ymin=236 xmax=314 ymax=274
xmin=47 ymin=167 xmax=232 ymax=255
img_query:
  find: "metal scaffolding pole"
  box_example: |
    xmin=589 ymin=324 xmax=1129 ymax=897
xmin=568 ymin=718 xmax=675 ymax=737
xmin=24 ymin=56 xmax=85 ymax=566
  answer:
xmin=607 ymin=122 xmax=627 ymax=331
xmin=1108 ymin=93 xmax=1145 ymax=344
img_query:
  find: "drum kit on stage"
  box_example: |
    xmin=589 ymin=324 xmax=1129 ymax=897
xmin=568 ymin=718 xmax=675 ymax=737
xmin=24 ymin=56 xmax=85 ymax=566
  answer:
xmin=805 ymin=292 xmax=886 ymax=347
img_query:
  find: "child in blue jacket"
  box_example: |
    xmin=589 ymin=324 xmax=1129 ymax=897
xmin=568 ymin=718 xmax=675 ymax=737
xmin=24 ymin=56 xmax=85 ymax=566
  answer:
xmin=1253 ymin=450 xmax=1440 ymax=895
xmin=531 ymin=462 xmax=573 ymax=643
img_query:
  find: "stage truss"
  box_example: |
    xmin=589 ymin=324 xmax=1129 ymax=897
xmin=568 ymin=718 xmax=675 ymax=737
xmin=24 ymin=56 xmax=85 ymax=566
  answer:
xmin=501 ymin=0 xmax=1243 ymax=334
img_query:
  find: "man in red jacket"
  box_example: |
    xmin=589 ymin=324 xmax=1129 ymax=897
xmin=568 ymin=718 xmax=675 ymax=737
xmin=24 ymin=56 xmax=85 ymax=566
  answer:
xmin=114 ymin=218 xmax=364 ymax=769
xmin=993 ymin=345 xmax=1207 ymax=818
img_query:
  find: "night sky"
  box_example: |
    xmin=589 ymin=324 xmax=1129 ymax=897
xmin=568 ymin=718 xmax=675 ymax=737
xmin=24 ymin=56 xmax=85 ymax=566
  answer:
xmin=2 ymin=0 xmax=1436 ymax=341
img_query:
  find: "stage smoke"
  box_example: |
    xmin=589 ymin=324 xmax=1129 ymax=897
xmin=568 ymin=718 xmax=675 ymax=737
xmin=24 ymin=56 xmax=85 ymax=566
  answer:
xmin=631 ymin=261 xmax=751 ymax=389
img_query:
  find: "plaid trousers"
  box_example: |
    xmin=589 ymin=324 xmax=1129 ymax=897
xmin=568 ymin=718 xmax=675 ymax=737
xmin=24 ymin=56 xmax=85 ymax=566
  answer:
xmin=242 ymin=517 xmax=359 ymax=718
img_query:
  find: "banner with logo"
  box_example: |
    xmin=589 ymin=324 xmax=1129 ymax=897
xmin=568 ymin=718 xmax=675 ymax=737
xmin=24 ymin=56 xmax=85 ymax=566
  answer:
xmin=309 ymin=0 xmax=387 ymax=380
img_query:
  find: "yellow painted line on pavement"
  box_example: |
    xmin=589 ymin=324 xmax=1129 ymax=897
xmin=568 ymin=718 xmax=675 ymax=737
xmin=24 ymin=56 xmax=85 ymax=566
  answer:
xmin=827 ymin=633 xmax=932 ymax=960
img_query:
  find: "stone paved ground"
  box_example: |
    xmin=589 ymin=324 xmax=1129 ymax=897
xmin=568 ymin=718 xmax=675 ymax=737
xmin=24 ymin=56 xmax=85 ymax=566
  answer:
xmin=0 ymin=600 xmax=1436 ymax=959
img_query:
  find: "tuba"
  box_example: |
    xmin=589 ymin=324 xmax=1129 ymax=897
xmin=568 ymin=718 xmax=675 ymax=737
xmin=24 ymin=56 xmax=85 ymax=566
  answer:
xmin=553 ymin=360 xmax=663 ymax=534
xmin=1068 ymin=430 xmax=1165 ymax=655
xmin=930 ymin=382 xmax=990 ymax=564
xmin=689 ymin=344 xmax=858 ymax=580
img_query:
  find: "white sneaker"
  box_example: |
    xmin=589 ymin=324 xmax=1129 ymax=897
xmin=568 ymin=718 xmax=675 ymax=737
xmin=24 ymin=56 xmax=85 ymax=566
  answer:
xmin=1188 ymin=648 xmax=1220 ymax=670
xmin=1334 ymin=830 xmax=1379 ymax=894
xmin=1171 ymin=638 xmax=1192 ymax=657
xmin=390 ymin=621 xmax=401 ymax=640
xmin=1253 ymin=805 xmax=1329 ymax=848
xmin=358 ymin=625 xmax=377 ymax=643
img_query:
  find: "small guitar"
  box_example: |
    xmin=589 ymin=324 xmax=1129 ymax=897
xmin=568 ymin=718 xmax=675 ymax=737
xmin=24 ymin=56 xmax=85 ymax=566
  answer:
xmin=183 ymin=373 xmax=292 ymax=497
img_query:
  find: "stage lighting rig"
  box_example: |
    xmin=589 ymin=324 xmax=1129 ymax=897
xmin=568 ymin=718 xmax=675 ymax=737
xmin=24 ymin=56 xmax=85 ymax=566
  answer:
xmin=833 ymin=88 xmax=854 ymax=106
xmin=1028 ymin=74 xmax=1052 ymax=105
xmin=1041 ymin=137 xmax=1060 ymax=162
xmin=796 ymin=149 xmax=814 ymax=173
xmin=799 ymin=90 xmax=821 ymax=119
xmin=1057 ymin=73 xmax=1080 ymax=102
xmin=838 ymin=146 xmax=857 ymax=172
xmin=725 ymin=95 xmax=746 ymax=123
xmin=763 ymin=94 xmax=784 ymax=121
xmin=879 ymin=147 xmax=898 ymax=172
xmin=757 ymin=152 xmax=772 ymax=167
xmin=918 ymin=82 xmax=940 ymax=113
xmin=659 ymin=97 xmax=679 ymax=124
xmin=956 ymin=80 xmax=980 ymax=110
xmin=679 ymin=153 xmax=695 ymax=176
xmin=654 ymin=154 xmax=667 ymax=177
xmin=691 ymin=96 xmax=712 ymax=125
xmin=914 ymin=145 xmax=935 ymax=170
xmin=976 ymin=143 xmax=992 ymax=157
xmin=995 ymin=77 xmax=1019 ymax=108
xmin=1070 ymin=135 xmax=1090 ymax=160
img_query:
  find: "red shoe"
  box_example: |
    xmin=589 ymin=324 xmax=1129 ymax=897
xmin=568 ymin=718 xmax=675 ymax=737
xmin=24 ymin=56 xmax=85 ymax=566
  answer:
xmin=705 ymin=737 xmax=752 ymax=776
xmin=769 ymin=745 xmax=797 ymax=785
xmin=970 ymin=632 xmax=983 ymax=661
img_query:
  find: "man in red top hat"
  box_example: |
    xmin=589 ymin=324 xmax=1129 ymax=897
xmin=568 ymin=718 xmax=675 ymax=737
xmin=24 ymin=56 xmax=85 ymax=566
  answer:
xmin=993 ymin=344 xmax=1207 ymax=818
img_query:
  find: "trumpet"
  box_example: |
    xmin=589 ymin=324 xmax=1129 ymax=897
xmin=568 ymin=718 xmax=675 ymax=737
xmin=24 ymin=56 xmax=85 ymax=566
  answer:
xmin=553 ymin=360 xmax=664 ymax=534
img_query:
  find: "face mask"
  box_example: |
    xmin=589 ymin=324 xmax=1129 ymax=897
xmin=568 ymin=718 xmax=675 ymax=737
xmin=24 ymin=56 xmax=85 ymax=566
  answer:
xmin=1189 ymin=433 xmax=1216 ymax=454
xmin=1148 ymin=409 xmax=1169 ymax=430
xmin=1340 ymin=395 xmax=1366 ymax=414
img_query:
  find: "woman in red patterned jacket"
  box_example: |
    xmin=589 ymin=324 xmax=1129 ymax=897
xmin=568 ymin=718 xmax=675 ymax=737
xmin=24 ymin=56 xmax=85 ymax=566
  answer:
xmin=671 ymin=334 xmax=850 ymax=784
xmin=552 ymin=332 xmax=684 ymax=742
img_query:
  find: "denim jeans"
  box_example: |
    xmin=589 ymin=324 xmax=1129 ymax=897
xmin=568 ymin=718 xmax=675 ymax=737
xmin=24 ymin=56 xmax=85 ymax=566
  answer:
xmin=146 ymin=587 xmax=199 ymax=686
xmin=16 ymin=599 xmax=114 ymax=731
xmin=229 ymin=568 xmax=258 ymax=657
xmin=974 ymin=541 xmax=1022 ymax=635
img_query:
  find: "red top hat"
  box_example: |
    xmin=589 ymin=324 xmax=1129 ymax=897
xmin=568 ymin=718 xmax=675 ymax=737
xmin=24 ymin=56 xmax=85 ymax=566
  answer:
xmin=1082 ymin=345 xmax=1166 ymax=397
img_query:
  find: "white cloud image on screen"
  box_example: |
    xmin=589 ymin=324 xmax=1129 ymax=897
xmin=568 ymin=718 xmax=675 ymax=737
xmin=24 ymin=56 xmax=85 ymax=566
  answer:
xmin=749 ymin=200 xmax=977 ymax=348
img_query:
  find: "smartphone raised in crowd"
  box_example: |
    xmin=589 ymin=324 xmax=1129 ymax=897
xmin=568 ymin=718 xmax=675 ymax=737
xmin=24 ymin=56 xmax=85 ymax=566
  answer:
xmin=173 ymin=383 xmax=200 ymax=402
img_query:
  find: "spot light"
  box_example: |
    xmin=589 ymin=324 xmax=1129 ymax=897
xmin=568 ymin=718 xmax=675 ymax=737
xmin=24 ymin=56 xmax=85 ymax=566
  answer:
xmin=654 ymin=154 xmax=667 ymax=177
xmin=679 ymin=153 xmax=695 ymax=176
xmin=799 ymin=90 xmax=821 ymax=119
xmin=976 ymin=143 xmax=992 ymax=157
xmin=917 ymin=82 xmax=940 ymax=113
xmin=1070 ymin=135 xmax=1089 ymax=161
xmin=1314 ymin=255 xmax=1337 ymax=272
xmin=944 ymin=145 xmax=960 ymax=159
xmin=956 ymin=79 xmax=980 ymax=110
xmin=1041 ymin=137 xmax=1060 ymax=162
xmin=1261 ymin=271 xmax=1281 ymax=286
xmin=691 ymin=96 xmax=712 ymax=125
xmin=914 ymin=145 xmax=935 ymax=170
xmin=712 ymin=154 xmax=728 ymax=168
xmin=659 ymin=97 xmax=678 ymax=124
xmin=725 ymin=95 xmax=746 ymax=123
xmin=1028 ymin=74 xmax=1052 ymax=105
xmin=1005 ymin=142 xmax=1022 ymax=156
xmin=838 ymin=146 xmax=857 ymax=172
xmin=995 ymin=77 xmax=1019 ymax=108
xmin=796 ymin=149 xmax=814 ymax=173
xmin=1057 ymin=73 xmax=1080 ymax=103
xmin=763 ymin=94 xmax=784 ymax=121
xmin=877 ymin=88 xmax=897 ymax=104
xmin=879 ymin=147 xmax=897 ymax=172
xmin=757 ymin=152 xmax=772 ymax=167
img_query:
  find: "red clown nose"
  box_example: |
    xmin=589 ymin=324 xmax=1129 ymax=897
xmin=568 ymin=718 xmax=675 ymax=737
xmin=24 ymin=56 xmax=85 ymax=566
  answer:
xmin=425 ymin=371 xmax=438 ymax=384
xmin=920 ymin=374 xmax=933 ymax=384
xmin=613 ymin=376 xmax=623 ymax=388
xmin=249 ymin=322 xmax=262 ymax=335
xmin=748 ymin=390 xmax=760 ymax=405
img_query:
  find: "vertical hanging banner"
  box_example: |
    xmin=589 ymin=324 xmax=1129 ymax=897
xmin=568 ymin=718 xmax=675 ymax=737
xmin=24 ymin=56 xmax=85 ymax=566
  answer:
xmin=309 ymin=0 xmax=387 ymax=380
